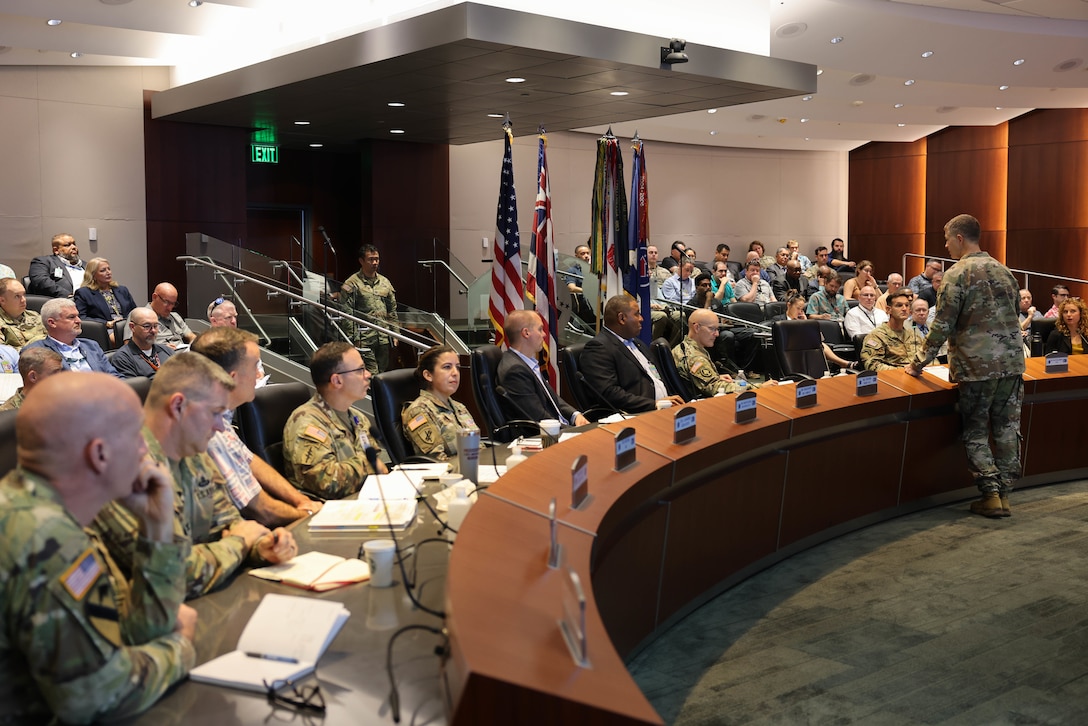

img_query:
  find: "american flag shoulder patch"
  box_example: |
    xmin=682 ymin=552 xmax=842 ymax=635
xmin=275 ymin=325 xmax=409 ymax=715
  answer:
xmin=61 ymin=548 xmax=102 ymax=601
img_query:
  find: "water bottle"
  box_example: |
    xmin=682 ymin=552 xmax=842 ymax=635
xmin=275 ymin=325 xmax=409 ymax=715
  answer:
xmin=736 ymin=370 xmax=748 ymax=392
xmin=456 ymin=427 xmax=480 ymax=484
xmin=505 ymin=444 xmax=527 ymax=469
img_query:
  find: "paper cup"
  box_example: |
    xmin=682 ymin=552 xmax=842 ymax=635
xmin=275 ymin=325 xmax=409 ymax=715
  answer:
xmin=363 ymin=539 xmax=396 ymax=588
xmin=539 ymin=419 xmax=561 ymax=438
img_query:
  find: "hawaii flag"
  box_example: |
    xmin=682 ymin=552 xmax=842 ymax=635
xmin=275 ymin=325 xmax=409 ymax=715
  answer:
xmin=526 ymin=131 xmax=560 ymax=388
xmin=488 ymin=124 xmax=523 ymax=347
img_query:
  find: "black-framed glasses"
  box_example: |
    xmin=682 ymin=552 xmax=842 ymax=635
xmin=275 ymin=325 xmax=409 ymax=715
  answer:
xmin=263 ymin=678 xmax=326 ymax=712
xmin=333 ymin=365 xmax=368 ymax=377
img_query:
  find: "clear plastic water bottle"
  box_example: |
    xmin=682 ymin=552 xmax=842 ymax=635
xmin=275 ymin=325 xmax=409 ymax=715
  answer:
xmin=736 ymin=370 xmax=748 ymax=391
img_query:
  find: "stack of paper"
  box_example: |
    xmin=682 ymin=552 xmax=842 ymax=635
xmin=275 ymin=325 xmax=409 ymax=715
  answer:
xmin=308 ymin=499 xmax=417 ymax=531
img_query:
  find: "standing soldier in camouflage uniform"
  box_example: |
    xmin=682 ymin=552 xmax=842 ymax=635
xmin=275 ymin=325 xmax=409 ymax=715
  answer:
xmin=672 ymin=308 xmax=740 ymax=398
xmin=860 ymin=290 xmax=925 ymax=371
xmin=284 ymin=342 xmax=388 ymax=498
xmin=340 ymin=244 xmax=398 ymax=374
xmin=0 ymin=278 xmax=46 ymax=348
xmin=0 ymin=372 xmax=196 ymax=723
xmin=908 ymin=214 xmax=1024 ymax=518
xmin=402 ymin=345 xmax=478 ymax=470
xmin=91 ymin=354 xmax=297 ymax=600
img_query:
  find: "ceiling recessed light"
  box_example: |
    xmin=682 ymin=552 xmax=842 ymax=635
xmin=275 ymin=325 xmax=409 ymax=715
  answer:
xmin=851 ymin=100 xmax=864 ymax=107
xmin=70 ymin=52 xmax=82 ymax=58
xmin=293 ymin=120 xmax=310 ymax=125
xmin=1013 ymin=58 xmax=1025 ymax=66
xmin=1054 ymin=58 xmax=1083 ymax=72
xmin=610 ymin=91 xmax=629 ymax=96
xmin=309 ymin=143 xmax=323 ymax=148
xmin=505 ymin=77 xmax=526 ymax=83
xmin=800 ymin=118 xmax=809 ymax=123
xmin=995 ymin=106 xmax=1004 ymax=110
xmin=709 ymin=131 xmax=718 ymax=136
xmin=816 ymin=69 xmax=824 ymax=76
xmin=904 ymin=79 xmax=915 ymax=86
xmin=830 ymin=36 xmax=843 ymax=44
xmin=188 ymin=0 xmax=202 ymax=6
xmin=802 ymin=95 xmax=813 ymax=101
xmin=707 ymin=108 xmax=717 ymax=114
xmin=387 ymin=102 xmax=405 ymax=107
xmin=486 ymin=113 xmax=503 ymax=118
xmin=921 ymin=51 xmax=934 ymax=58
xmin=999 ymin=84 xmax=1010 ymax=91
xmin=46 ymin=19 xmax=62 ymax=26
xmin=898 ymin=123 xmax=906 ymax=127
xmin=894 ymin=103 xmax=904 ymax=109
xmin=390 ymin=129 xmax=405 ymax=134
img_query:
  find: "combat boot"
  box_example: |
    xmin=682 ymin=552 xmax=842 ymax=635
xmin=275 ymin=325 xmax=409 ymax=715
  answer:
xmin=969 ymin=492 xmax=1004 ymax=519
xmin=999 ymin=495 xmax=1012 ymax=517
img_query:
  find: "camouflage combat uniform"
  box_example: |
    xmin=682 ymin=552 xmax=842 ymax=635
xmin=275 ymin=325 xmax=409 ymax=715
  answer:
xmin=340 ymin=271 xmax=398 ymax=374
xmin=283 ymin=393 xmax=383 ymax=499
xmin=0 ymin=468 xmax=194 ymax=724
xmin=92 ymin=429 xmax=254 ymax=600
xmin=912 ymin=250 xmax=1024 ymax=496
xmin=0 ymin=308 xmax=45 ymax=348
xmin=0 ymin=388 xmax=23 ymax=411
xmin=402 ymin=389 xmax=477 ymax=470
xmin=672 ymin=338 xmax=739 ymax=398
xmin=860 ymin=324 xmax=925 ymax=371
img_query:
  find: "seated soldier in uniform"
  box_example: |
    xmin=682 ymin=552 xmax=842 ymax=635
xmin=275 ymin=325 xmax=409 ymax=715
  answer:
xmin=283 ymin=342 xmax=388 ymax=499
xmin=860 ymin=290 xmax=926 ymax=371
xmin=402 ymin=345 xmax=479 ymax=471
xmin=672 ymin=308 xmax=742 ymax=398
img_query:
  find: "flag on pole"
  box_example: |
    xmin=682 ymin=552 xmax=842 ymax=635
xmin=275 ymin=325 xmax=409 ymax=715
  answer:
xmin=589 ymin=130 xmax=628 ymax=310
xmin=626 ymin=136 xmax=651 ymax=344
xmin=526 ymin=130 xmax=560 ymax=389
xmin=488 ymin=123 xmax=524 ymax=348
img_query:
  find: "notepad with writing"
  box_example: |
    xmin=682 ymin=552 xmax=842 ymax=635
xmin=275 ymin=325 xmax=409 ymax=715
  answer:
xmin=248 ymin=551 xmax=370 ymax=592
xmin=308 ymin=498 xmax=417 ymax=531
xmin=189 ymin=593 xmax=350 ymax=692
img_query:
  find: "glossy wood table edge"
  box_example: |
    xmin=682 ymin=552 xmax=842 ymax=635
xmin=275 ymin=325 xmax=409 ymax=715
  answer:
xmin=445 ymin=495 xmax=662 ymax=726
xmin=753 ymin=375 xmax=912 ymax=435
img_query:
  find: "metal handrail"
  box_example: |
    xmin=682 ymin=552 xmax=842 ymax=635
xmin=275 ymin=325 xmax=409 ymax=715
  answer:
xmin=179 ymin=256 xmax=430 ymax=352
xmin=269 ymin=259 xmax=307 ymax=290
xmin=418 ymin=259 xmax=469 ymax=293
xmin=188 ymin=255 xmax=273 ymax=346
xmin=901 ymin=253 xmax=1088 ymax=292
xmin=656 ymin=298 xmax=773 ymax=332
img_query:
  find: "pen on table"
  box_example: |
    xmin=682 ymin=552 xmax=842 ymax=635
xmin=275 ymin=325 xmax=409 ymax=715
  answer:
xmin=245 ymin=651 xmax=298 ymax=664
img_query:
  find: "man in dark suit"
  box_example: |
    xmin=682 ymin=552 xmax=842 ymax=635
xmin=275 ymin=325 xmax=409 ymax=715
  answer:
xmin=580 ymin=296 xmax=684 ymax=414
xmin=498 ymin=310 xmax=588 ymax=427
xmin=27 ymin=234 xmax=85 ymax=298
xmin=24 ymin=298 xmax=120 ymax=377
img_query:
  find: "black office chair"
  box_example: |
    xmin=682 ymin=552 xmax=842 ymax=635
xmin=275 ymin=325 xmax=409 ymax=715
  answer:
xmin=817 ymin=319 xmax=857 ymax=361
xmin=1030 ymin=317 xmax=1057 ymax=357
xmin=25 ymin=294 xmax=51 ymax=314
xmin=559 ymin=342 xmax=598 ymax=416
xmin=0 ymin=410 xmax=17 ymax=476
xmin=724 ymin=302 xmax=763 ymax=325
xmin=771 ymin=320 xmax=827 ymax=380
xmin=78 ymin=320 xmax=112 ymax=352
xmin=124 ymin=376 xmax=153 ymax=403
xmin=234 ymin=382 xmax=311 ymax=473
xmin=650 ymin=337 xmax=693 ymax=400
xmin=852 ymin=333 xmax=868 ymax=361
xmin=763 ymin=301 xmax=787 ymax=321
xmin=845 ymin=298 xmax=860 ymax=310
xmin=370 ymin=367 xmax=428 ymax=465
xmin=469 ymin=344 xmax=518 ymax=443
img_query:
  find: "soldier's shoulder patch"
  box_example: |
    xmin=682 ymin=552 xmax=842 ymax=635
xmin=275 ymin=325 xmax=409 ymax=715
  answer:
xmin=865 ymin=337 xmax=880 ymax=347
xmin=691 ymin=359 xmax=706 ymax=374
xmin=406 ymin=413 xmax=427 ymax=431
xmin=300 ymin=424 xmax=329 ymax=443
xmin=61 ymin=548 xmax=101 ymax=601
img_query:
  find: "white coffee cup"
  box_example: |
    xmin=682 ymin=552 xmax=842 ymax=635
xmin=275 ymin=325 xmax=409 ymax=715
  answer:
xmin=655 ymin=400 xmax=674 ymax=410
xmin=363 ymin=539 xmax=396 ymax=588
xmin=539 ymin=419 xmax=561 ymax=439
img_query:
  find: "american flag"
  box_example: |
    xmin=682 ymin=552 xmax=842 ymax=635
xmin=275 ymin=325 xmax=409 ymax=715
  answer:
xmin=590 ymin=131 xmax=628 ymax=305
xmin=526 ymin=131 xmax=560 ymax=389
xmin=489 ymin=125 xmax=523 ymax=347
xmin=627 ymin=137 xmax=652 ymax=343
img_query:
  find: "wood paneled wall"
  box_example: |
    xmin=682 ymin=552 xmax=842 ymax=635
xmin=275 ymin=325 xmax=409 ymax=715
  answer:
xmin=849 ymin=108 xmax=1088 ymax=302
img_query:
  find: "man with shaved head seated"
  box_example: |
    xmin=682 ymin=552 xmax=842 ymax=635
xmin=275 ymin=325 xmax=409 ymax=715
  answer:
xmin=0 ymin=372 xmax=196 ymax=723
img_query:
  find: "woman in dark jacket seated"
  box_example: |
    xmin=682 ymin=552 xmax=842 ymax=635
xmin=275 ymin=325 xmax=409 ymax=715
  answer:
xmin=74 ymin=257 xmax=137 ymax=345
xmin=1045 ymin=297 xmax=1088 ymax=355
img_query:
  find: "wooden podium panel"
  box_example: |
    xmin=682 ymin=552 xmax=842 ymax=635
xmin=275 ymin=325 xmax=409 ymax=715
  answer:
xmin=755 ymin=375 xmax=912 ymax=437
xmin=1022 ymin=357 xmax=1088 ymax=477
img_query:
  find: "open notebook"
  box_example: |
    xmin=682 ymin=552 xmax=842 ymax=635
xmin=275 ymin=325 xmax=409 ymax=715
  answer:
xmin=189 ymin=593 xmax=350 ymax=692
xmin=248 ymin=551 xmax=370 ymax=592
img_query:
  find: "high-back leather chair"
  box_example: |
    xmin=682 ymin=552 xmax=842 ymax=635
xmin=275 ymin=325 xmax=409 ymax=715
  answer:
xmin=1030 ymin=317 xmax=1057 ymax=357
xmin=78 ymin=320 xmax=112 ymax=351
xmin=24 ymin=294 xmax=51 ymax=314
xmin=724 ymin=302 xmax=763 ymax=325
xmin=469 ymin=344 xmax=512 ymax=441
xmin=817 ymin=319 xmax=856 ymax=361
xmin=0 ymin=410 xmax=17 ymax=477
xmin=234 ymin=382 xmax=311 ymax=473
xmin=124 ymin=375 xmax=152 ymax=403
xmin=370 ymin=367 xmax=424 ymax=465
xmin=559 ymin=342 xmax=597 ymax=415
xmin=650 ymin=337 xmax=693 ymax=400
xmin=763 ymin=301 xmax=787 ymax=321
xmin=771 ymin=319 xmax=827 ymax=380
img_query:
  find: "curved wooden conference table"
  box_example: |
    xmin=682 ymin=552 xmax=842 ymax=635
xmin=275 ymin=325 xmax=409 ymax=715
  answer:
xmin=444 ymin=356 xmax=1088 ymax=726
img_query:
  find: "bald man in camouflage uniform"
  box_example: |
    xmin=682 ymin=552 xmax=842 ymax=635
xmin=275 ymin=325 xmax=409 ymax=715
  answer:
xmin=284 ymin=342 xmax=387 ymax=498
xmin=860 ymin=290 xmax=925 ymax=371
xmin=672 ymin=309 xmax=741 ymax=398
xmin=340 ymin=244 xmax=398 ymax=374
xmin=908 ymin=214 xmax=1024 ymax=518
xmin=0 ymin=372 xmax=195 ymax=723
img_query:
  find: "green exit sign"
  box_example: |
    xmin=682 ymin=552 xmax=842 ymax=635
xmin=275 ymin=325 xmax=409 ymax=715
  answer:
xmin=251 ymin=144 xmax=279 ymax=163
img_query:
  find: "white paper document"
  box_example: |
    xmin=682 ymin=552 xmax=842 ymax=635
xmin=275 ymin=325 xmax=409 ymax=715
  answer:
xmin=308 ymin=498 xmax=417 ymax=531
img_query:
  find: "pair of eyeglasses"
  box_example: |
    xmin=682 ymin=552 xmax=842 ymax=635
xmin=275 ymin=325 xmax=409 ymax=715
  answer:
xmin=263 ymin=679 xmax=326 ymax=712
xmin=135 ymin=322 xmax=160 ymax=331
xmin=333 ymin=365 xmax=368 ymax=376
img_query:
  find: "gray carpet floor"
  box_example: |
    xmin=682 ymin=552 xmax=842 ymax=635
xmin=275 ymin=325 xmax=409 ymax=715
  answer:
xmin=627 ymin=480 xmax=1088 ymax=725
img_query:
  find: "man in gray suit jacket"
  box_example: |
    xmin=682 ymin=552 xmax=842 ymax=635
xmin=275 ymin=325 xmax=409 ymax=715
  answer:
xmin=27 ymin=234 xmax=85 ymax=298
xmin=579 ymin=296 xmax=684 ymax=414
xmin=24 ymin=298 xmax=120 ymax=377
